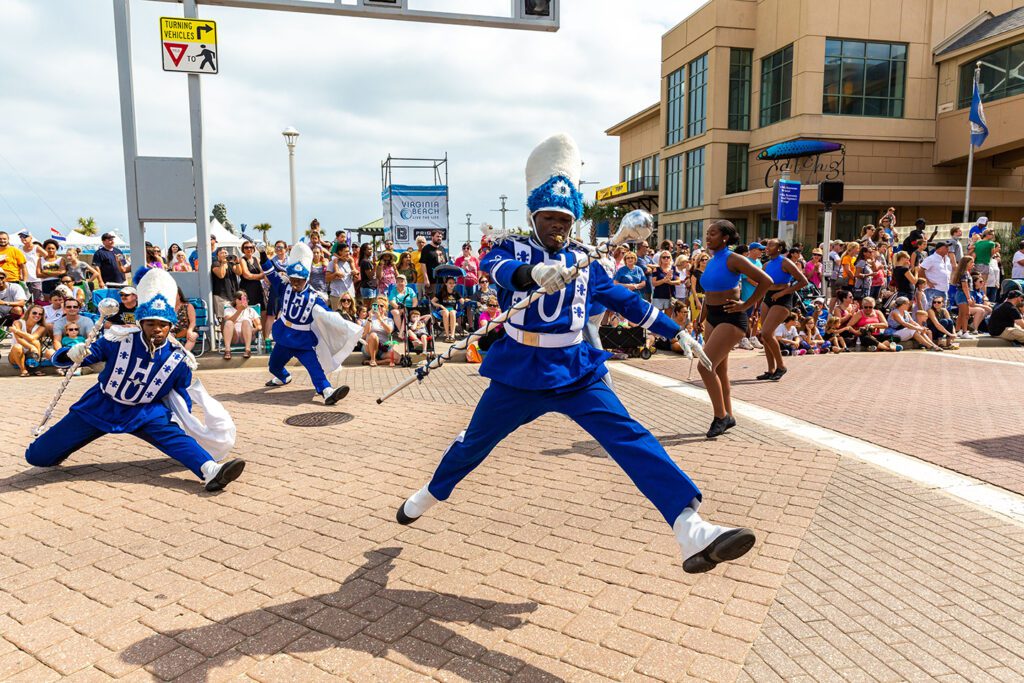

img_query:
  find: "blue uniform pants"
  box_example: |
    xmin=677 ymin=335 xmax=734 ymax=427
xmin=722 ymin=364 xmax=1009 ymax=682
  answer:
xmin=427 ymin=379 xmax=701 ymax=526
xmin=268 ymin=344 xmax=330 ymax=394
xmin=25 ymin=411 xmax=214 ymax=479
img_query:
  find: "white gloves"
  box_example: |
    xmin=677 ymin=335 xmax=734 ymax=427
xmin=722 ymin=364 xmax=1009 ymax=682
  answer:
xmin=67 ymin=343 xmax=89 ymax=364
xmin=531 ymin=263 xmax=575 ymax=295
xmin=675 ymin=330 xmax=712 ymax=370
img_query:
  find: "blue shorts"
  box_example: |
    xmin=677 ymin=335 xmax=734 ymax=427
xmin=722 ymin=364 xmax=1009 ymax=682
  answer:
xmin=953 ymin=291 xmax=970 ymax=306
xmin=360 ymin=287 xmax=378 ymax=299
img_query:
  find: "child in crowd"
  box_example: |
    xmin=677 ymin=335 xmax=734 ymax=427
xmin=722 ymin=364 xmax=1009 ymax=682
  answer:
xmin=774 ymin=313 xmax=806 ymax=356
xmin=799 ymin=316 xmax=831 ymax=354
xmin=58 ymin=321 xmax=85 ymax=349
xmin=406 ymin=309 xmax=431 ymax=353
xmin=824 ymin=316 xmax=848 ymax=352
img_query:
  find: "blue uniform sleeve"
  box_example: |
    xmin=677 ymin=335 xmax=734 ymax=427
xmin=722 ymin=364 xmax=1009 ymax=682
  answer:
xmin=480 ymin=241 xmax=522 ymax=291
xmin=51 ymin=335 xmax=112 ymax=368
xmin=590 ymin=263 xmax=680 ymax=339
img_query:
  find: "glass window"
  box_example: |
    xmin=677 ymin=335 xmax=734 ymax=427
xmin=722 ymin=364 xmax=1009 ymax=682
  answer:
xmin=662 ymin=222 xmax=681 ymax=243
xmin=666 ymin=67 xmax=686 ymax=145
xmin=958 ymin=39 xmax=1024 ymax=108
xmin=817 ymin=210 xmax=875 ymax=242
xmin=685 ymin=147 xmax=705 ymax=208
xmin=732 ymin=218 xmax=748 ymax=243
xmin=684 ymin=221 xmax=703 ymax=245
xmin=726 ymin=144 xmax=749 ymax=195
xmin=760 ymin=44 xmax=793 ymax=126
xmin=688 ymin=54 xmax=708 ymax=137
xmin=823 ymin=38 xmax=907 ymax=117
xmin=623 ymin=164 xmax=633 ymax=183
xmin=664 ymin=154 xmax=683 ymax=212
xmin=729 ymin=49 xmax=753 ymax=130
xmin=653 ymin=153 xmax=660 ymax=187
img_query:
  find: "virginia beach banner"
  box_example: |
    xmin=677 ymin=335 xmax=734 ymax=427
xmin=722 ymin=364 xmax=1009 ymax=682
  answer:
xmin=382 ymin=185 xmax=449 ymax=250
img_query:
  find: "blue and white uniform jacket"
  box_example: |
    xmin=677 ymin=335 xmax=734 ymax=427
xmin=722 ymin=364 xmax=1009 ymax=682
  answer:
xmin=271 ymin=284 xmax=331 ymax=350
xmin=51 ymin=331 xmax=195 ymax=433
xmin=481 ymin=236 xmax=680 ymax=391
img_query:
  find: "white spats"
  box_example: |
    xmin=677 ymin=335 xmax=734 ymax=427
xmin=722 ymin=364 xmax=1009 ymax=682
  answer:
xmin=405 ymin=485 xmax=439 ymax=519
xmin=673 ymin=502 xmax=728 ymax=561
xmin=200 ymin=460 xmax=221 ymax=485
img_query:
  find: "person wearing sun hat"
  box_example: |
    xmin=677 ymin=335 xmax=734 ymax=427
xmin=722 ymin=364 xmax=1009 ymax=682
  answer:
xmin=394 ymin=134 xmax=755 ymax=575
xmin=263 ymin=241 xmax=362 ymax=405
xmin=25 ymin=267 xmax=245 ymax=492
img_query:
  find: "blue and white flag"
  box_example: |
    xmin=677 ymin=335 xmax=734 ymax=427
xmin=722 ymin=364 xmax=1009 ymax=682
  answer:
xmin=970 ymin=80 xmax=989 ymax=147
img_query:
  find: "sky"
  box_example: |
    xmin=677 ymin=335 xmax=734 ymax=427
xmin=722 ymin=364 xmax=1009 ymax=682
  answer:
xmin=0 ymin=0 xmax=704 ymax=247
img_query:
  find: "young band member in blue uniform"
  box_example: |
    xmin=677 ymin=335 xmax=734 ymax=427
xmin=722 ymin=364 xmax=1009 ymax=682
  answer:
xmin=396 ymin=134 xmax=755 ymax=574
xmin=263 ymin=242 xmax=362 ymax=405
xmin=26 ymin=268 xmax=245 ymax=491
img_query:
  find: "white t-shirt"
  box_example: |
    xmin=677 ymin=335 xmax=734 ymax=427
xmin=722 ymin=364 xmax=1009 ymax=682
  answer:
xmin=774 ymin=324 xmax=799 ymax=341
xmin=224 ymin=305 xmax=259 ymax=325
xmin=326 ymin=259 xmax=354 ymax=298
xmin=43 ymin=304 xmax=63 ymax=326
xmin=921 ymin=252 xmax=952 ymax=290
xmin=21 ymin=244 xmax=40 ymax=283
xmin=0 ymin=282 xmax=27 ymax=305
xmin=1013 ymin=250 xmax=1024 ymax=279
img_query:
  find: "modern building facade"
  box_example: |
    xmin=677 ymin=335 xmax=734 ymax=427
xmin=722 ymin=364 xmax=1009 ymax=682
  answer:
xmin=598 ymin=0 xmax=1024 ymax=246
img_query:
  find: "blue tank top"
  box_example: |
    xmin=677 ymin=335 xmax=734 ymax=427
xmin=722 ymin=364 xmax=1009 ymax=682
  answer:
xmin=764 ymin=255 xmax=794 ymax=285
xmin=699 ymin=249 xmax=741 ymax=292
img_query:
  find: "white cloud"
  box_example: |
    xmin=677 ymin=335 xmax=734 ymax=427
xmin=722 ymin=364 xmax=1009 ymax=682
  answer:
xmin=0 ymin=0 xmax=704 ymax=244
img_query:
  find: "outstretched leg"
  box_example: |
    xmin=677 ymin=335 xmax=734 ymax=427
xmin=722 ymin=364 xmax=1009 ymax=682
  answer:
xmin=25 ymin=411 xmax=105 ymax=468
xmin=134 ymin=413 xmax=245 ymax=491
xmin=267 ymin=342 xmax=293 ymax=386
xmin=292 ymin=347 xmax=349 ymax=404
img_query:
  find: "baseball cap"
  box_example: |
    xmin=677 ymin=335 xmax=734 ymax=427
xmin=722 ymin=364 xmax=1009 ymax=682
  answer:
xmin=978 ymin=216 xmax=989 ymax=224
xmin=915 ymin=218 xmax=926 ymax=227
xmin=120 ymin=287 xmax=137 ymax=295
xmin=813 ymin=297 xmax=825 ymax=305
xmin=17 ymin=230 xmax=30 ymax=238
xmin=1005 ymin=289 xmax=1023 ymax=300
xmin=748 ymin=242 xmax=765 ymax=250
xmin=101 ymin=232 xmax=116 ymax=240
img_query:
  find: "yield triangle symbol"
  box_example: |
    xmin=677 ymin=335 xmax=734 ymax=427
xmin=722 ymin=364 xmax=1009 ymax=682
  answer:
xmin=163 ymin=42 xmax=188 ymax=67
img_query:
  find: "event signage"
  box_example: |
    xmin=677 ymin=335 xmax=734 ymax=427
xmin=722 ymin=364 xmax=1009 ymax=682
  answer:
xmin=596 ymin=181 xmax=628 ymax=201
xmin=160 ymin=17 xmax=219 ymax=74
xmin=382 ymin=184 xmax=449 ymax=250
xmin=773 ymin=179 xmax=801 ymax=222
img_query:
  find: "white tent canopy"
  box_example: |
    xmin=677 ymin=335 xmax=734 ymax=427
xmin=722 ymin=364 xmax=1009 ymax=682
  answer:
xmin=63 ymin=230 xmax=127 ymax=248
xmin=182 ymin=218 xmax=245 ymax=249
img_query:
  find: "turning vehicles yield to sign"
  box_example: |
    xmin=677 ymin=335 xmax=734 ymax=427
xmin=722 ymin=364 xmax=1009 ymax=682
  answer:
xmin=160 ymin=17 xmax=218 ymax=74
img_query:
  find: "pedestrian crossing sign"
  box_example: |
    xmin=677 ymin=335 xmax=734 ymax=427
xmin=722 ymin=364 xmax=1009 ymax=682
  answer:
xmin=160 ymin=17 xmax=218 ymax=74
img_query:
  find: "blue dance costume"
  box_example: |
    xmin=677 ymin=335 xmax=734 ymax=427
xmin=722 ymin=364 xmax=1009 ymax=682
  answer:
xmin=25 ymin=332 xmax=214 ymax=478
xmin=424 ymin=235 xmax=702 ymax=526
xmin=267 ymin=281 xmax=334 ymax=393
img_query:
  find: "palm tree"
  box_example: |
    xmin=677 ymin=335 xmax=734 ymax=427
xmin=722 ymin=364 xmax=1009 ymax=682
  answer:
xmin=252 ymin=223 xmax=272 ymax=245
xmin=75 ymin=216 xmax=97 ymax=236
xmin=582 ymin=200 xmax=624 ymax=245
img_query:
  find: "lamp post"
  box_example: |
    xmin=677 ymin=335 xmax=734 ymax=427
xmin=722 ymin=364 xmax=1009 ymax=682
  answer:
xmin=282 ymin=127 xmax=300 ymax=244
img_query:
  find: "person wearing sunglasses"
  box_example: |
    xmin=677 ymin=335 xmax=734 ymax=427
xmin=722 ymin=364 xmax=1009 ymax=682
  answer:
xmin=234 ymin=241 xmax=267 ymax=312
xmin=8 ymin=305 xmax=51 ymax=376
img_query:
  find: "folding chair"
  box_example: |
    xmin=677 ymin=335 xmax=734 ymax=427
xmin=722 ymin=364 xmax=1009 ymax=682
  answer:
xmin=190 ymin=297 xmax=211 ymax=357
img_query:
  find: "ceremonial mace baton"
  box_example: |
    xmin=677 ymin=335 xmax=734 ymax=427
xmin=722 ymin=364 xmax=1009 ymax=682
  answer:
xmin=376 ymin=210 xmax=657 ymax=404
xmin=30 ymin=297 xmax=120 ymax=438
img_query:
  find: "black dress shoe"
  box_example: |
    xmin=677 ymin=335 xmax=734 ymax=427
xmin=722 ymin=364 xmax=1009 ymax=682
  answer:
xmin=324 ymin=385 xmax=350 ymax=406
xmin=706 ymin=417 xmax=729 ymax=439
xmin=755 ymin=371 xmax=775 ymax=380
xmin=683 ymin=528 xmax=756 ymax=574
xmin=770 ymin=367 xmax=788 ymax=381
xmin=396 ymin=501 xmax=418 ymax=525
xmin=265 ymin=376 xmax=292 ymax=388
xmin=722 ymin=415 xmax=737 ymax=431
xmin=204 ymin=459 xmax=246 ymax=492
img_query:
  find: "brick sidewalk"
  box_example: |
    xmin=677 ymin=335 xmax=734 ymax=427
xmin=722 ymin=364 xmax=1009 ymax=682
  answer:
xmin=1 ymin=361 xmax=1022 ymax=681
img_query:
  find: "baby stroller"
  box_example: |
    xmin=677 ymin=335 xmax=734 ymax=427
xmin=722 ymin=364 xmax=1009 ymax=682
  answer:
xmin=599 ymin=325 xmax=653 ymax=360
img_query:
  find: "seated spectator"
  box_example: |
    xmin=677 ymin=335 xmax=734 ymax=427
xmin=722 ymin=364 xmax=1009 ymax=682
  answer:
xmin=42 ymin=287 xmax=74 ymax=335
xmin=476 ymin=275 xmax=495 ymax=304
xmin=0 ymin=270 xmax=27 ymax=323
xmin=107 ymin=286 xmax=138 ymax=327
xmin=887 ymin=296 xmax=942 ymax=351
xmin=9 ymin=305 xmax=52 ymax=376
xmin=852 ymin=296 xmax=901 ymax=351
xmin=337 ymin=294 xmax=358 ymax=323
xmin=987 ymin=290 xmax=1024 ymax=345
xmin=146 ymin=245 xmax=166 ymax=270
xmin=171 ymin=251 xmax=192 ymax=272
xmin=476 ymin=296 xmax=505 ymax=353
xmin=171 ymin=288 xmax=198 ymax=352
xmin=774 ymin=313 xmax=806 ymax=356
xmin=406 ymin=309 xmax=431 ymax=353
xmin=799 ymin=316 xmax=831 ymax=354
xmin=824 ymin=316 xmax=848 ymax=352
xmin=363 ymin=295 xmax=394 ymax=367
xmin=925 ymin=295 xmax=958 ymax=349
xmin=221 ymin=291 xmax=260 ymax=359
xmin=388 ymin=274 xmax=418 ymax=335
xmin=57 ymin=275 xmax=86 ymax=307
xmin=969 ymin=274 xmax=993 ymax=333
xmin=52 ymin=296 xmax=94 ymax=344
xmin=432 ymin=276 xmax=462 ymax=342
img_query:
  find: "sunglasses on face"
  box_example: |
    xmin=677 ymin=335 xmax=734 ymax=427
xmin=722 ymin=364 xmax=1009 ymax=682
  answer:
xmin=65 ymin=304 xmax=79 ymax=310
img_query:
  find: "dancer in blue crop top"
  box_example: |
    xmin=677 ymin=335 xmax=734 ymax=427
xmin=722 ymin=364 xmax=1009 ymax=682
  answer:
xmin=757 ymin=239 xmax=809 ymax=382
xmin=694 ymin=221 xmax=773 ymax=438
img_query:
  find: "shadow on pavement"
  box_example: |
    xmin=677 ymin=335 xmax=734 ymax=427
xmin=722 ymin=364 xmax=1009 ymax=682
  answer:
xmin=541 ymin=433 xmax=707 ymax=457
xmin=958 ymin=434 xmax=1024 ymax=463
xmin=214 ymin=387 xmax=321 ymax=407
xmin=0 ymin=459 xmax=200 ymax=493
xmin=120 ymin=547 xmax=557 ymax=682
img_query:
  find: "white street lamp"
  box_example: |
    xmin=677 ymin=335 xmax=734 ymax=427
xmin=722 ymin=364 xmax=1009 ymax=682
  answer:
xmin=282 ymin=127 xmax=300 ymax=244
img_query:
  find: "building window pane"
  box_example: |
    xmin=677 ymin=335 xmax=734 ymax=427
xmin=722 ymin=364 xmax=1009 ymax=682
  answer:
xmin=662 ymin=222 xmax=681 ymax=243
xmin=666 ymin=67 xmax=686 ymax=145
xmin=685 ymin=147 xmax=705 ymax=208
xmin=688 ymin=54 xmax=708 ymax=137
xmin=959 ymin=39 xmax=1024 ymax=107
xmin=726 ymin=144 xmax=749 ymax=195
xmin=760 ymin=44 xmax=793 ymax=126
xmin=728 ymin=49 xmax=752 ymax=130
xmin=623 ymin=164 xmax=633 ymax=183
xmin=684 ymin=221 xmax=703 ymax=245
xmin=824 ymin=38 xmax=906 ymax=117
xmin=665 ymin=154 xmax=683 ymax=212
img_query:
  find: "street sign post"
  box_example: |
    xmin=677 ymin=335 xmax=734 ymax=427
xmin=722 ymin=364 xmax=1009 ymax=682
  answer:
xmin=160 ymin=17 xmax=218 ymax=73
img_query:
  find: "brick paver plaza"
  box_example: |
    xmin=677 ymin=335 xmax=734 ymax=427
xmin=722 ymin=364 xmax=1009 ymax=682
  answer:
xmin=1 ymin=353 xmax=1023 ymax=681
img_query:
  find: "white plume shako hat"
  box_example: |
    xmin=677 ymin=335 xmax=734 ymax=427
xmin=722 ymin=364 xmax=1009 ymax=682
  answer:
xmin=286 ymin=241 xmax=313 ymax=280
xmin=135 ymin=267 xmax=178 ymax=324
xmin=525 ymin=133 xmax=584 ymax=222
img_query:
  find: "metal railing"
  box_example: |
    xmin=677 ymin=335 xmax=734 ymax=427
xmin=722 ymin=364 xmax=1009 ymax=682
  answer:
xmin=621 ymin=176 xmax=659 ymax=193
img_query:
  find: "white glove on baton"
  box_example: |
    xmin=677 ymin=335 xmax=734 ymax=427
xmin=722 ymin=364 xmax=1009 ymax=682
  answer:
xmin=675 ymin=330 xmax=712 ymax=370
xmin=531 ymin=263 xmax=575 ymax=294
xmin=67 ymin=343 xmax=89 ymax=364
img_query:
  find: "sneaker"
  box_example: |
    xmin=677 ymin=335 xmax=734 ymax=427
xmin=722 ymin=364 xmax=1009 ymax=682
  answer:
xmin=755 ymin=371 xmax=775 ymax=380
xmin=738 ymin=337 xmax=753 ymax=351
xmin=264 ymin=376 xmax=292 ymax=388
xmin=795 ymin=349 xmax=807 ymax=356
xmin=770 ymin=367 xmax=788 ymax=381
xmin=750 ymin=337 xmax=763 ymax=349
xmin=894 ymin=344 xmax=904 ymax=352
xmin=706 ymin=416 xmax=729 ymax=439
xmin=722 ymin=415 xmax=737 ymax=431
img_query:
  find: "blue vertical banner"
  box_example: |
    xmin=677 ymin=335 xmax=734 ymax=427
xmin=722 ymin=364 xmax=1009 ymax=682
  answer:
xmin=775 ymin=179 xmax=801 ymax=222
xmin=970 ymin=80 xmax=989 ymax=147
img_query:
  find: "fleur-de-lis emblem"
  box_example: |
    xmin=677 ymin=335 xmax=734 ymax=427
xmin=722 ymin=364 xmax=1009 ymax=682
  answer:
xmin=115 ymin=368 xmax=124 ymax=375
xmin=153 ymin=378 xmax=163 ymax=386
xmin=574 ymin=305 xmax=584 ymax=318
xmin=145 ymin=392 xmax=154 ymax=399
xmin=120 ymin=351 xmax=129 ymax=359
xmin=577 ymin=283 xmax=586 ymax=296
xmin=110 ymin=381 xmax=119 ymax=388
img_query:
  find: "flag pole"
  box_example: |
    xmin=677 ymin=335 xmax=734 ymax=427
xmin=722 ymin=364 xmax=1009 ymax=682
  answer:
xmin=963 ymin=61 xmax=981 ymax=221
